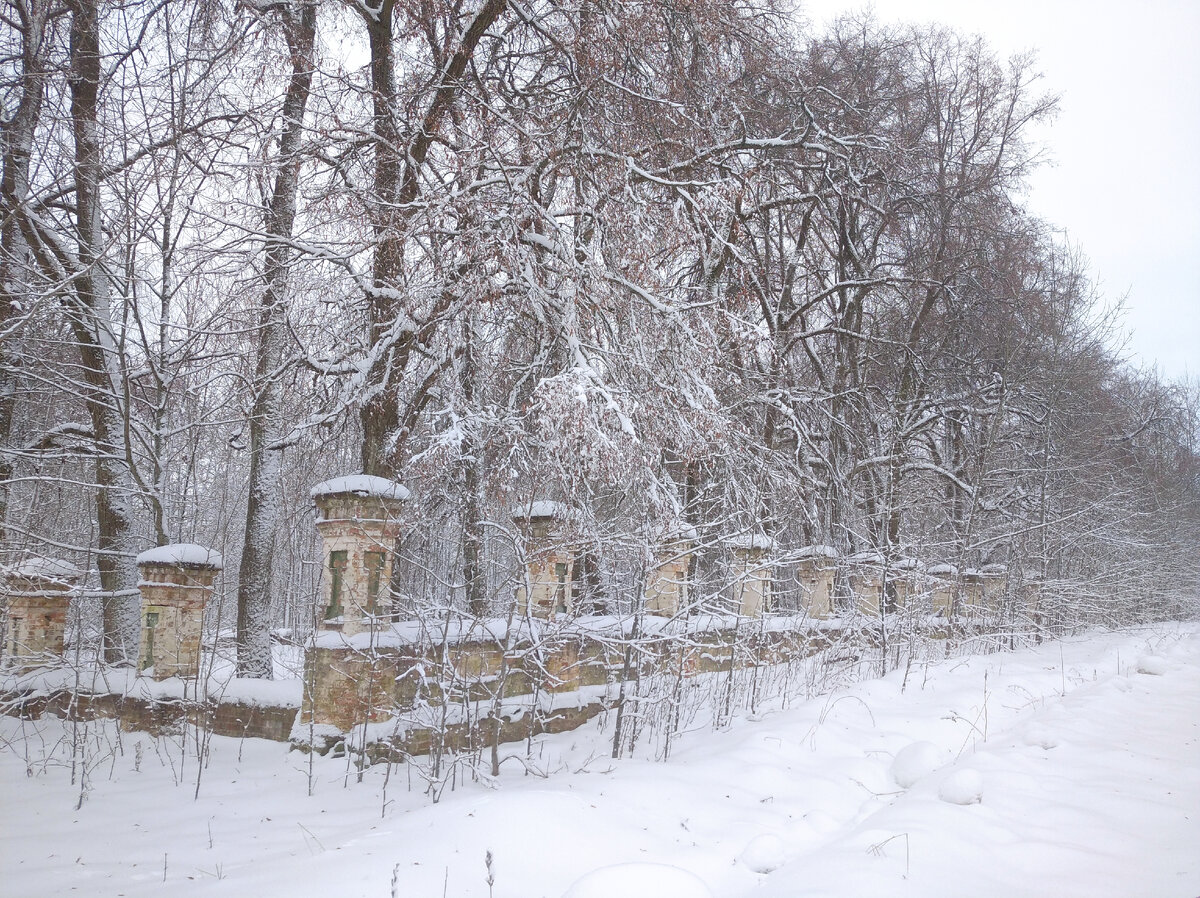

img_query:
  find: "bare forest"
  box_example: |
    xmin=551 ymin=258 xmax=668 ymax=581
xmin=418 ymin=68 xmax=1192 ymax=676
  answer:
xmin=2 ymin=0 xmax=1197 ymax=690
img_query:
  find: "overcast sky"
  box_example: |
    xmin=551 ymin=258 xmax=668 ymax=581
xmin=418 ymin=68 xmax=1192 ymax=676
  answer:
xmin=800 ymin=0 xmax=1200 ymax=381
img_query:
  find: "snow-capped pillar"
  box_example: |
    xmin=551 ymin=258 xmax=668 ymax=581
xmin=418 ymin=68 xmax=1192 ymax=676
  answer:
xmin=847 ymin=552 xmax=885 ymax=616
xmin=925 ymin=564 xmax=958 ymax=616
xmin=3 ymin=558 xmax=81 ymax=669
xmin=795 ymin=546 xmax=838 ymax=618
xmin=311 ymin=475 xmax=409 ymax=636
xmin=888 ymin=559 xmax=921 ymax=611
xmin=511 ymin=502 xmax=575 ymax=618
xmin=730 ymin=534 xmax=775 ymax=617
xmin=135 ymin=544 xmax=222 ymax=680
xmin=966 ymin=564 xmax=1008 ymax=614
xmin=644 ymin=530 xmax=695 ymax=617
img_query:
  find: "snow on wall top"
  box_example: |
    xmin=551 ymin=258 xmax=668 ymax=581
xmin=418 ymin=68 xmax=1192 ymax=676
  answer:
xmin=795 ymin=544 xmax=838 ymax=560
xmin=925 ymin=563 xmax=958 ymax=576
xmin=847 ymin=550 xmax=885 ymax=565
xmin=310 ymin=474 xmax=410 ymax=501
xmin=136 ymin=543 xmax=223 ymax=570
xmin=7 ymin=557 xmax=82 ymax=582
xmin=511 ymin=500 xmax=573 ymax=521
xmin=728 ymin=532 xmax=775 ymax=551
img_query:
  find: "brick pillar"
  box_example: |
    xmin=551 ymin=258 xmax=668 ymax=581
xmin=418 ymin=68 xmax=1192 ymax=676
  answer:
xmin=847 ymin=551 xmax=884 ymax=616
xmin=889 ymin=558 xmax=920 ymax=610
xmin=311 ymin=475 xmax=408 ymax=636
xmin=730 ymin=534 xmax=774 ymax=617
xmin=135 ymin=544 xmax=222 ymax=680
xmin=925 ymin=564 xmax=958 ymax=615
xmin=977 ymin=564 xmax=1008 ymax=612
xmin=645 ymin=532 xmax=694 ymax=617
xmin=795 ymin=546 xmax=838 ymax=618
xmin=512 ymin=501 xmax=575 ymax=618
xmin=3 ymin=558 xmax=81 ymax=669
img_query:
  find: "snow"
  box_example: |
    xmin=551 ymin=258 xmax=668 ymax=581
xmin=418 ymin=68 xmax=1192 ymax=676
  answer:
xmin=890 ymin=740 xmax=944 ymax=788
xmin=2 ymin=623 xmax=1199 ymax=898
xmin=794 ymin=544 xmax=838 ymax=560
xmin=7 ymin=556 xmax=82 ymax=582
xmin=937 ymin=768 xmax=984 ymax=805
xmin=846 ymin=550 xmax=884 ymax=565
xmin=925 ymin=563 xmax=958 ymax=576
xmin=1135 ymin=654 xmax=1167 ymax=675
xmin=728 ymin=532 xmax=775 ymax=551
xmin=309 ymin=474 xmax=410 ymax=501
xmin=738 ymin=833 xmax=788 ymax=873
xmin=511 ymin=499 xmax=573 ymax=520
xmin=563 ymin=863 xmax=715 ymax=897
xmin=135 ymin=543 xmax=223 ymax=570
xmin=216 ymin=677 xmax=303 ymax=709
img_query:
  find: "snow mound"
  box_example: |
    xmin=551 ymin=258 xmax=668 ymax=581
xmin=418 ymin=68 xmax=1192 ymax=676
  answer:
xmin=9 ymin=557 xmax=81 ymax=582
xmin=512 ymin=500 xmax=573 ymax=521
xmin=892 ymin=740 xmax=944 ymax=787
xmin=796 ymin=544 xmax=839 ymax=560
xmin=310 ymin=474 xmax=409 ymax=501
xmin=1136 ymin=655 xmax=1168 ymax=676
xmin=135 ymin=543 xmax=222 ymax=569
xmin=562 ymin=863 xmax=713 ymax=898
xmin=938 ymin=769 xmax=983 ymax=805
xmin=739 ymin=833 xmax=787 ymax=873
xmin=729 ymin=532 xmax=775 ymax=551
xmin=1023 ymin=726 xmax=1058 ymax=749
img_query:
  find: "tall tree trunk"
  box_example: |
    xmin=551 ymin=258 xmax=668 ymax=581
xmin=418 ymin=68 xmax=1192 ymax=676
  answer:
xmin=0 ymin=0 xmax=52 ymax=544
xmin=459 ymin=311 xmax=487 ymax=615
xmin=359 ymin=0 xmax=401 ymax=477
xmin=357 ymin=0 xmax=508 ymax=476
xmin=236 ymin=0 xmax=317 ymax=678
xmin=67 ymin=0 xmax=140 ymax=661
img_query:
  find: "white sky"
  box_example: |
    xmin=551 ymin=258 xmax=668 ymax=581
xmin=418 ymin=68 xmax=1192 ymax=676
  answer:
xmin=800 ymin=0 xmax=1200 ymax=381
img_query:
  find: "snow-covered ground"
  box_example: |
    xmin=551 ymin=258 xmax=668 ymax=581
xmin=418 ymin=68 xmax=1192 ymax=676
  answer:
xmin=2 ymin=623 xmax=1197 ymax=898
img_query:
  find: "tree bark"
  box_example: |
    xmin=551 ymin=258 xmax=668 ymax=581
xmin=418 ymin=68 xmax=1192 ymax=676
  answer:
xmin=236 ymin=0 xmax=317 ymax=678
xmin=0 ymin=0 xmax=53 ymax=544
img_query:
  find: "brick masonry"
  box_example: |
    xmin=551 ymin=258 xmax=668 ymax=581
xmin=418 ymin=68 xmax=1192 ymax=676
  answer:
xmin=137 ymin=560 xmax=219 ymax=680
xmin=3 ymin=565 xmax=77 ymax=670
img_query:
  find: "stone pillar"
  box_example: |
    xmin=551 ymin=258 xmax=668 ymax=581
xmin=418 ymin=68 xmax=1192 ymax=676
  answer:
xmin=978 ymin=564 xmax=1008 ymax=611
xmin=889 ymin=558 xmax=921 ymax=610
xmin=644 ymin=531 xmax=695 ymax=617
xmin=730 ymin=534 xmax=774 ymax=617
xmin=847 ymin=551 xmax=884 ymax=615
xmin=311 ymin=475 xmax=409 ymax=636
xmin=795 ymin=546 xmax=837 ymax=618
xmin=3 ymin=558 xmax=81 ymax=669
xmin=925 ymin=564 xmax=958 ymax=615
xmin=135 ymin=544 xmax=222 ymax=680
xmin=961 ymin=569 xmax=986 ymax=614
xmin=512 ymin=501 xmax=575 ymax=618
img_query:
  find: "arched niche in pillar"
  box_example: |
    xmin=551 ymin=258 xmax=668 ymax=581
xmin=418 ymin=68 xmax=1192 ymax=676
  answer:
xmin=311 ymin=475 xmax=409 ymax=636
